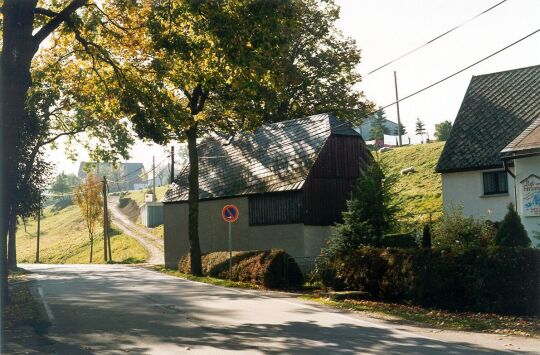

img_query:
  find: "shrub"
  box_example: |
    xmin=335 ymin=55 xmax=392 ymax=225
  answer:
xmin=380 ymin=233 xmax=418 ymax=248
xmin=432 ymin=207 xmax=495 ymax=250
xmin=319 ymin=247 xmax=540 ymax=315
xmin=178 ymin=249 xmax=303 ymax=289
xmin=323 ymin=163 xmax=400 ymax=255
xmin=495 ymin=203 xmax=530 ymax=247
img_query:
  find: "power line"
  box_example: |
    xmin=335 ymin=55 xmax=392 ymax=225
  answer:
xmin=366 ymin=0 xmax=509 ymax=76
xmin=376 ymin=28 xmax=540 ymax=113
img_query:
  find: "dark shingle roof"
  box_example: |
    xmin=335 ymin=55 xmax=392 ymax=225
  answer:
xmin=501 ymin=117 xmax=540 ymax=159
xmin=163 ymin=113 xmax=360 ymax=202
xmin=436 ymin=65 xmax=540 ymax=173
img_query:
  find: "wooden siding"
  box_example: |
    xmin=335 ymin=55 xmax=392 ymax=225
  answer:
xmin=303 ymin=135 xmax=372 ymax=225
xmin=248 ymin=191 xmax=304 ymax=226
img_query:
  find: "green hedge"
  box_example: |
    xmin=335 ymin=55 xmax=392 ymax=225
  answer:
xmin=380 ymin=233 xmax=418 ymax=248
xmin=320 ymin=247 xmax=540 ymax=315
xmin=178 ymin=249 xmax=303 ymax=289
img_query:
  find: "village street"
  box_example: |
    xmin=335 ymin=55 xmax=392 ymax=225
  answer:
xmin=12 ymin=264 xmax=538 ymax=354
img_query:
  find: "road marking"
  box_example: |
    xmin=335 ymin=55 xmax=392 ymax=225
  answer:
xmin=38 ymin=287 xmax=55 ymax=323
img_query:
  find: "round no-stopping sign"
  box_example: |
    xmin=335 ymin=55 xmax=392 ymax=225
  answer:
xmin=222 ymin=204 xmax=239 ymax=223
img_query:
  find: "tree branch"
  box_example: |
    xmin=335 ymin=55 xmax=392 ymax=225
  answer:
xmin=34 ymin=7 xmax=58 ymax=18
xmin=33 ymin=0 xmax=88 ymax=51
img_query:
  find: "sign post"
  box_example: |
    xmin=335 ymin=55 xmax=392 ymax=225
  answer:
xmin=221 ymin=204 xmax=240 ymax=279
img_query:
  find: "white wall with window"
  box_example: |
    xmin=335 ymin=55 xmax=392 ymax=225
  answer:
xmin=442 ymin=168 xmax=515 ymax=221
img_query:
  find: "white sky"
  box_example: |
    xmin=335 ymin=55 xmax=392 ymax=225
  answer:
xmin=51 ymin=0 xmax=540 ymax=175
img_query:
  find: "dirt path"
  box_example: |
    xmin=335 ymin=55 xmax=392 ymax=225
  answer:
xmin=108 ymin=196 xmax=164 ymax=264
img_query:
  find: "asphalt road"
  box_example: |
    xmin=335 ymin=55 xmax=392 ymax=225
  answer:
xmin=17 ymin=264 xmax=539 ymax=354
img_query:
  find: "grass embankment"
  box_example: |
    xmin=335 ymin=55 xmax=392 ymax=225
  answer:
xmin=124 ymin=186 xmax=168 ymax=238
xmin=123 ymin=185 xmax=169 ymax=206
xmin=17 ymin=204 xmax=148 ymax=264
xmin=302 ymin=295 xmax=539 ymax=337
xmin=380 ymin=142 xmax=444 ymax=221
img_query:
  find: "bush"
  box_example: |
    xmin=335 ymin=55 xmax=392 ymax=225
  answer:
xmin=319 ymin=247 xmax=540 ymax=315
xmin=432 ymin=207 xmax=495 ymax=250
xmin=178 ymin=249 xmax=303 ymax=289
xmin=380 ymin=233 xmax=418 ymax=248
xmin=495 ymin=203 xmax=530 ymax=247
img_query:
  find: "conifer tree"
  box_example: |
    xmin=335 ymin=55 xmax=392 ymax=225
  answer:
xmin=495 ymin=203 xmax=530 ymax=247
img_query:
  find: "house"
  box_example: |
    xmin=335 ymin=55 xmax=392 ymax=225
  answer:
xmin=436 ymin=65 xmax=540 ymax=240
xmin=78 ymin=162 xmax=145 ymax=191
xmin=501 ymin=118 xmax=540 ymax=240
xmin=162 ymin=113 xmax=372 ymax=268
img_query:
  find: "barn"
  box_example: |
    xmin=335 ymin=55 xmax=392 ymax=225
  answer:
xmin=162 ymin=113 xmax=372 ymax=268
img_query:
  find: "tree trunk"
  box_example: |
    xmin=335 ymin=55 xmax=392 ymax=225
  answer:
xmin=186 ymin=123 xmax=203 ymax=276
xmin=1 ymin=224 xmax=8 ymax=306
xmin=89 ymin=235 xmax=93 ymax=263
xmin=7 ymin=210 xmax=17 ymax=270
xmin=1 ymin=0 xmax=39 ymax=307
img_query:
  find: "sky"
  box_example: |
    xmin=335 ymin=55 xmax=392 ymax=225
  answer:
xmin=51 ymin=0 xmax=540 ymax=175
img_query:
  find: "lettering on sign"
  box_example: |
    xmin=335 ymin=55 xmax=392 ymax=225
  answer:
xmin=522 ymin=174 xmax=540 ymax=217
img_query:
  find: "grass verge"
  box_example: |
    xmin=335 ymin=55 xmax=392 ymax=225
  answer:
xmin=3 ymin=269 xmax=50 ymax=339
xmin=302 ymin=295 xmax=540 ymax=337
xmin=150 ymin=265 xmax=260 ymax=289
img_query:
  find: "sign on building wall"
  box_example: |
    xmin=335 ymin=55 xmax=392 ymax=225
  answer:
xmin=522 ymin=174 xmax=540 ymax=217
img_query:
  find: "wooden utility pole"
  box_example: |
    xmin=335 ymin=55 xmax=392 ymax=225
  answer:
xmin=102 ymin=176 xmax=108 ymax=262
xmin=394 ymin=71 xmax=403 ymax=147
xmin=170 ymin=146 xmax=175 ymax=184
xmin=152 ymin=156 xmax=156 ymax=200
xmin=35 ymin=195 xmax=41 ymax=263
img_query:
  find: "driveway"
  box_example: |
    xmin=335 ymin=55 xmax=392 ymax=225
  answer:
xmin=13 ymin=264 xmax=539 ymax=354
xmin=108 ymin=196 xmax=164 ymax=264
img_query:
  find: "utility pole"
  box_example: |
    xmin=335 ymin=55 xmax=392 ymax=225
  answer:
xmin=152 ymin=156 xmax=156 ymax=200
xmin=170 ymin=146 xmax=175 ymax=184
xmin=35 ymin=194 xmax=41 ymax=263
xmin=394 ymin=71 xmax=403 ymax=147
xmin=102 ymin=176 xmax=108 ymax=262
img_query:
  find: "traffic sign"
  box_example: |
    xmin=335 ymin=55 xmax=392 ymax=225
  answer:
xmin=221 ymin=204 xmax=239 ymax=223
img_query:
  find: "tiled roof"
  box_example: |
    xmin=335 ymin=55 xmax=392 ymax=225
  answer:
xmin=501 ymin=117 xmax=540 ymax=158
xmin=163 ymin=113 xmax=360 ymax=202
xmin=436 ymin=65 xmax=540 ymax=173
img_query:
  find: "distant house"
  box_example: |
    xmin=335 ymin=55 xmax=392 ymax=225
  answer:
xmin=356 ymin=116 xmax=399 ymax=141
xmin=78 ymin=162 xmax=145 ymax=192
xmin=162 ymin=113 xmax=372 ymax=268
xmin=436 ymin=65 xmax=540 ymax=241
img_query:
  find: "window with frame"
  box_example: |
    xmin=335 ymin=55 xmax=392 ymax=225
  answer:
xmin=482 ymin=171 xmax=508 ymax=195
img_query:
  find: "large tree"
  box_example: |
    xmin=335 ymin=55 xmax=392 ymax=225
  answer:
xmin=117 ymin=0 xmax=296 ymax=275
xmin=434 ymin=120 xmax=452 ymax=141
xmin=1 ymin=0 xmax=134 ymax=303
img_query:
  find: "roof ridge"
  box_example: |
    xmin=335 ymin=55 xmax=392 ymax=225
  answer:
xmin=472 ymin=64 xmax=540 ymax=78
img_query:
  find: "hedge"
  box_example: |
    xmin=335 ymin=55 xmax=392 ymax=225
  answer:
xmin=319 ymin=247 xmax=540 ymax=315
xmin=178 ymin=249 xmax=304 ymax=289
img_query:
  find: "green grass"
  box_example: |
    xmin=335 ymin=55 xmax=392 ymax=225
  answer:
xmin=150 ymin=265 xmax=260 ymax=289
xmin=17 ymin=204 xmax=148 ymax=264
xmin=302 ymin=295 xmax=539 ymax=337
xmin=123 ymin=185 xmax=169 ymax=206
xmin=380 ymin=142 xmax=445 ymax=222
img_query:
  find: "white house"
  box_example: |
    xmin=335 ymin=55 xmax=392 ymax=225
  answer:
xmin=436 ymin=65 xmax=540 ymax=243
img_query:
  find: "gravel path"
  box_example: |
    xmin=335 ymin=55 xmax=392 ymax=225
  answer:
xmin=108 ymin=196 xmax=164 ymax=264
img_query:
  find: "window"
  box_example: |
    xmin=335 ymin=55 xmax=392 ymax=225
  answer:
xmin=483 ymin=171 xmax=508 ymax=195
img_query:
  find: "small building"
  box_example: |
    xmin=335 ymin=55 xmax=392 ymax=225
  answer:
xmin=140 ymin=202 xmax=164 ymax=228
xmin=436 ymin=65 xmax=540 ymax=241
xmin=162 ymin=113 xmax=372 ymax=268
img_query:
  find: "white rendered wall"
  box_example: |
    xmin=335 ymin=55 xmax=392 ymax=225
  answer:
xmin=441 ymin=168 xmax=515 ymax=221
xmin=514 ymin=156 xmax=540 ymax=244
